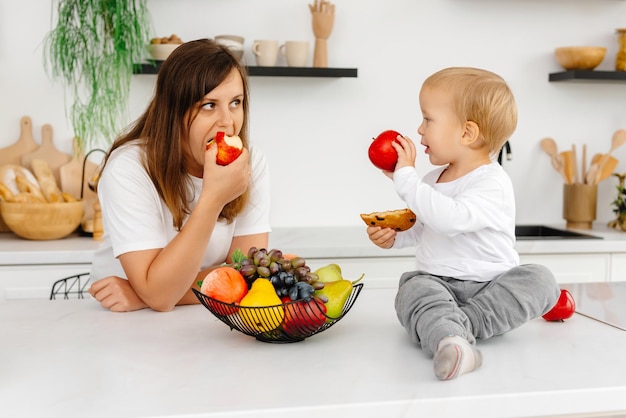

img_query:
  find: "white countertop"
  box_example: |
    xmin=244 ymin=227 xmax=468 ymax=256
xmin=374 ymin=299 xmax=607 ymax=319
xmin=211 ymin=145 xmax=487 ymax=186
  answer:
xmin=2 ymin=223 xmax=626 ymax=266
xmin=1 ymin=286 xmax=626 ymax=418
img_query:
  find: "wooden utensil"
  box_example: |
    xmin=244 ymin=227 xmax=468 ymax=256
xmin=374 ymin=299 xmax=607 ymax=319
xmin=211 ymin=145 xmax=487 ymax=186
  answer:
xmin=540 ymin=137 xmax=567 ymax=182
xmin=560 ymin=150 xmax=575 ymax=185
xmin=589 ymin=129 xmax=626 ymax=184
xmin=572 ymin=144 xmax=579 ymax=184
xmin=582 ymin=144 xmax=587 ymax=182
xmin=21 ymin=124 xmax=71 ymax=186
xmin=0 ymin=116 xmax=38 ymax=166
xmin=590 ymin=153 xmax=619 ymax=183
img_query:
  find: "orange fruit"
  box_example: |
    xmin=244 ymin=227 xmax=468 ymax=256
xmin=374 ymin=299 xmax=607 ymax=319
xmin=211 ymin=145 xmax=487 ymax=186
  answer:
xmin=200 ymin=267 xmax=248 ymax=306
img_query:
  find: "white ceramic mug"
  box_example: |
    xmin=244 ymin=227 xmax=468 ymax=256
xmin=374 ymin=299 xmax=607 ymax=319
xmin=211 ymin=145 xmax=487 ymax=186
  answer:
xmin=215 ymin=35 xmax=244 ymax=60
xmin=252 ymin=40 xmax=279 ymax=67
xmin=280 ymin=41 xmax=310 ymax=67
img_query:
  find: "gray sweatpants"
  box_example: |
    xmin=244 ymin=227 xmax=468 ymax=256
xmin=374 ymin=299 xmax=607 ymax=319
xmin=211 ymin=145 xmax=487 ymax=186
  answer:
xmin=394 ymin=264 xmax=560 ymax=357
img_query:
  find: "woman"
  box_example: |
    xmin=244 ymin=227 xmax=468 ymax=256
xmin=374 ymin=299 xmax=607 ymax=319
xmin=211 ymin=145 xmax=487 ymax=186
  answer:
xmin=88 ymin=39 xmax=271 ymax=312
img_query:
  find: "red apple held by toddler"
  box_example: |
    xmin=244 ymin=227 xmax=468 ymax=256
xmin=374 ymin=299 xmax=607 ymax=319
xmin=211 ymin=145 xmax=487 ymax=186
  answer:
xmin=368 ymin=129 xmax=402 ymax=172
xmin=542 ymin=289 xmax=576 ymax=321
xmin=208 ymin=131 xmax=243 ymax=165
xmin=281 ymin=296 xmax=328 ymax=337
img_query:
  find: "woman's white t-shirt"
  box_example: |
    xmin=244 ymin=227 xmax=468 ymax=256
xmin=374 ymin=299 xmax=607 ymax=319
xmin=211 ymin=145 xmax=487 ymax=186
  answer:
xmin=392 ymin=163 xmax=519 ymax=282
xmin=90 ymin=142 xmax=271 ymax=281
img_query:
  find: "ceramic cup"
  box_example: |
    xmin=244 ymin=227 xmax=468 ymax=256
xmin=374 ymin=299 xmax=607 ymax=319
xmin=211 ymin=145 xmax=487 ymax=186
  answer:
xmin=215 ymin=35 xmax=244 ymax=60
xmin=279 ymin=41 xmax=310 ymax=67
xmin=252 ymin=40 xmax=279 ymax=67
xmin=563 ymin=183 xmax=597 ymax=230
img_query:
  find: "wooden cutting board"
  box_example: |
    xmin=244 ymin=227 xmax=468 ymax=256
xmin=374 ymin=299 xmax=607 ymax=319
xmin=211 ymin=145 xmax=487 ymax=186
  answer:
xmin=0 ymin=116 xmax=38 ymax=166
xmin=21 ymin=124 xmax=71 ymax=186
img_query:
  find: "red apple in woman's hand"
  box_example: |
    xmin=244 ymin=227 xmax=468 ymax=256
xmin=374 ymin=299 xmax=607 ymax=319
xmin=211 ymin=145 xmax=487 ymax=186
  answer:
xmin=542 ymin=289 xmax=576 ymax=321
xmin=208 ymin=131 xmax=243 ymax=165
xmin=368 ymin=130 xmax=402 ymax=171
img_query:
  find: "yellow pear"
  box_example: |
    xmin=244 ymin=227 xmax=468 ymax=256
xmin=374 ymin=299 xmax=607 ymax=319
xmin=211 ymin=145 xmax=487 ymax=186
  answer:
xmin=314 ymin=263 xmax=344 ymax=283
xmin=314 ymin=274 xmax=364 ymax=322
xmin=238 ymin=278 xmax=284 ymax=333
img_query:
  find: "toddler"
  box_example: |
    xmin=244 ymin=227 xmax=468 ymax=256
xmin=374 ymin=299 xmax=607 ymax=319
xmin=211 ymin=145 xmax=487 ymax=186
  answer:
xmin=366 ymin=67 xmax=559 ymax=380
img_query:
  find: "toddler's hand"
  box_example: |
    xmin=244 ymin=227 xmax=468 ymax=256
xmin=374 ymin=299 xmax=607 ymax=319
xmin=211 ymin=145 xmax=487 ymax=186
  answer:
xmin=366 ymin=225 xmax=396 ymax=249
xmin=392 ymin=135 xmax=417 ymax=170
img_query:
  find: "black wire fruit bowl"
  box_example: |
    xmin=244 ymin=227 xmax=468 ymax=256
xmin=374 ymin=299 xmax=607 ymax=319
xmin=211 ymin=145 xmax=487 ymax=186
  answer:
xmin=192 ymin=283 xmax=363 ymax=343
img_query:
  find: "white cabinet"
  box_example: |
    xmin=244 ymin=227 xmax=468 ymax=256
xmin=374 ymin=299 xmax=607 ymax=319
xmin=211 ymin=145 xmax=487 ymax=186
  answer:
xmin=519 ymin=253 xmax=610 ymax=283
xmin=0 ymin=264 xmax=90 ymax=301
xmin=610 ymin=254 xmax=626 ymax=282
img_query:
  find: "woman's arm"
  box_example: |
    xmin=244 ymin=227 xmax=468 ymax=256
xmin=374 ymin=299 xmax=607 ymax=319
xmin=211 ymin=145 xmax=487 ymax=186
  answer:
xmin=90 ymin=232 xmax=269 ymax=312
xmin=118 ymin=147 xmax=251 ymax=312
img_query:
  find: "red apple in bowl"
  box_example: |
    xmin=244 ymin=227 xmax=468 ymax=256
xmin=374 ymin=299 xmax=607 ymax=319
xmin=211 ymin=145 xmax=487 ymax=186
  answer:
xmin=281 ymin=296 xmax=327 ymax=337
xmin=542 ymin=289 xmax=576 ymax=322
xmin=368 ymin=130 xmax=402 ymax=172
xmin=207 ymin=131 xmax=243 ymax=165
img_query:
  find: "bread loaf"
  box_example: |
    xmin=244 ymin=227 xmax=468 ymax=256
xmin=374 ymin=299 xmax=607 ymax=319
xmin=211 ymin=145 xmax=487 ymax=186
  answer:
xmin=360 ymin=208 xmax=417 ymax=231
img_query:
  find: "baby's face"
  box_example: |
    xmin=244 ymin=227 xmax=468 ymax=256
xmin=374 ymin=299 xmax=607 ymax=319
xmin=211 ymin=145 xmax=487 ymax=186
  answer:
xmin=417 ymin=87 xmax=466 ymax=167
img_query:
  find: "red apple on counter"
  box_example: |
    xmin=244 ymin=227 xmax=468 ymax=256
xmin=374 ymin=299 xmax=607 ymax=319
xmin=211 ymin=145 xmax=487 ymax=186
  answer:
xmin=542 ymin=289 xmax=576 ymax=321
xmin=281 ymin=296 xmax=327 ymax=337
xmin=368 ymin=129 xmax=402 ymax=172
xmin=208 ymin=131 xmax=243 ymax=165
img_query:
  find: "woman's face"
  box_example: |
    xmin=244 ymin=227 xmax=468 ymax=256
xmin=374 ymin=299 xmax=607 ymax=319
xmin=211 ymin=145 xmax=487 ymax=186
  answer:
xmin=185 ymin=67 xmax=245 ymax=176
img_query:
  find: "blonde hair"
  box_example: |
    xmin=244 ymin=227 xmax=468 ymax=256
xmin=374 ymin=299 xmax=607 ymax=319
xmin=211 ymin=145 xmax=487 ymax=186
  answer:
xmin=422 ymin=67 xmax=517 ymax=155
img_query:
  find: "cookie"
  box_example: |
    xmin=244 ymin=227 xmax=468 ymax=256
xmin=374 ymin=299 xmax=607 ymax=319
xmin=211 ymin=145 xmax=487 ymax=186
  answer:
xmin=360 ymin=208 xmax=417 ymax=231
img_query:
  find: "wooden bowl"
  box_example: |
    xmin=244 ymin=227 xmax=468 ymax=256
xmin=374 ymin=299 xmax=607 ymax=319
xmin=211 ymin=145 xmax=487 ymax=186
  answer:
xmin=555 ymin=47 xmax=607 ymax=71
xmin=0 ymin=200 xmax=83 ymax=240
xmin=147 ymin=43 xmax=180 ymax=61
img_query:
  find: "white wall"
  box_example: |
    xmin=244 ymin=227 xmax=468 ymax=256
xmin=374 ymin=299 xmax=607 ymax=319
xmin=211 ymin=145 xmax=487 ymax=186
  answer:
xmin=2 ymin=0 xmax=626 ymax=229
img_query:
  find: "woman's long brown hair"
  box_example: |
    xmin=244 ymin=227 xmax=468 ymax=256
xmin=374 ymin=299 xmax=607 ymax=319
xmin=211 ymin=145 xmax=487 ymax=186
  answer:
xmin=102 ymin=39 xmax=250 ymax=230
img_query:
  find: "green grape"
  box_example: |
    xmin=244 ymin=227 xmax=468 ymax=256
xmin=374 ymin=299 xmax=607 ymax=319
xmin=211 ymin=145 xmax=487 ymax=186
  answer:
xmin=247 ymin=247 xmax=258 ymax=259
xmin=279 ymin=258 xmax=292 ymax=272
xmin=257 ymin=266 xmax=271 ymax=278
xmin=258 ymin=256 xmax=271 ymax=268
xmin=269 ymin=261 xmax=280 ymax=275
xmin=239 ymin=264 xmax=257 ymax=278
xmin=312 ymin=281 xmax=325 ymax=290
xmin=290 ymin=257 xmax=306 ymax=269
xmin=253 ymin=251 xmax=265 ymax=266
xmin=268 ymin=249 xmax=283 ymax=262
xmin=295 ymin=266 xmax=308 ymax=280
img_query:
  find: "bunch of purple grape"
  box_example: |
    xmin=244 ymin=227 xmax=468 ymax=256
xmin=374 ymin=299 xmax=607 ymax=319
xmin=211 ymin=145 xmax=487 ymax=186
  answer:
xmin=238 ymin=247 xmax=325 ymax=301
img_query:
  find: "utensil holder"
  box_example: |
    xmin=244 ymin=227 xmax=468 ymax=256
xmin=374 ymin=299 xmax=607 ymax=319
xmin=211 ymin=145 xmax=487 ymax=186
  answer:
xmin=563 ymin=184 xmax=597 ymax=230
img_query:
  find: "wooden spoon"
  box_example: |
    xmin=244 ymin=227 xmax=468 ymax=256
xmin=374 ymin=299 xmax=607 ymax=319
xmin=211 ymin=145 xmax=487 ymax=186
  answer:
xmin=560 ymin=150 xmax=574 ymax=184
xmin=589 ymin=129 xmax=626 ymax=184
xmin=591 ymin=153 xmax=619 ymax=183
xmin=540 ymin=137 xmax=567 ymax=182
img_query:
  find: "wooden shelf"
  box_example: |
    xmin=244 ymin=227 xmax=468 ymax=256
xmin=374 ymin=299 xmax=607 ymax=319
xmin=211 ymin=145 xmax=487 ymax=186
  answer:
xmin=133 ymin=62 xmax=358 ymax=78
xmin=549 ymin=70 xmax=626 ymax=82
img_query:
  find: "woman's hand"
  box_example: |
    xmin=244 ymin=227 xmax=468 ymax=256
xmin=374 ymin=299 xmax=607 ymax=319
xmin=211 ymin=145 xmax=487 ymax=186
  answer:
xmin=88 ymin=276 xmax=148 ymax=312
xmin=203 ymin=141 xmax=250 ymax=206
xmin=366 ymin=226 xmax=396 ymax=249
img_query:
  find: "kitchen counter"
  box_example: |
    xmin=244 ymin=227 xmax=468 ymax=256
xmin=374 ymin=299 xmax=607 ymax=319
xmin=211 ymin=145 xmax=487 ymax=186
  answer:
xmin=1 ymin=287 xmax=625 ymax=418
xmin=2 ymin=223 xmax=626 ymax=266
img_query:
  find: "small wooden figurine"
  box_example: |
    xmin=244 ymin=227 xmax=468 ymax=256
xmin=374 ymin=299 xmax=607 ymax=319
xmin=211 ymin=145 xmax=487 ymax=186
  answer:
xmin=310 ymin=0 xmax=335 ymax=68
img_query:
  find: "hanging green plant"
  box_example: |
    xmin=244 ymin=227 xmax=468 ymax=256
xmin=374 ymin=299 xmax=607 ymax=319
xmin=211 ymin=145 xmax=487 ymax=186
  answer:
xmin=43 ymin=0 xmax=152 ymax=153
